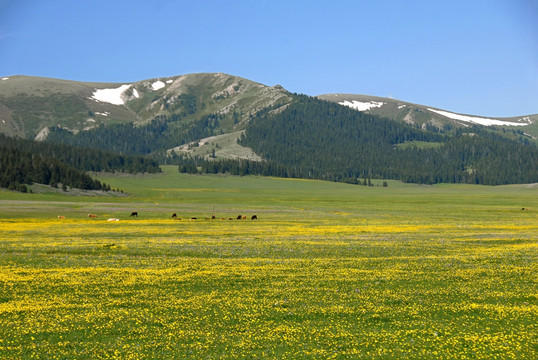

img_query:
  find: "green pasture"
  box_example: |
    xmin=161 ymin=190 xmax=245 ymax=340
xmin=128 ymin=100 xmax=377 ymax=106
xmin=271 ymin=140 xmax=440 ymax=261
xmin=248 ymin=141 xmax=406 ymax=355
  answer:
xmin=0 ymin=167 xmax=536 ymax=359
xmin=3 ymin=165 xmax=536 ymax=218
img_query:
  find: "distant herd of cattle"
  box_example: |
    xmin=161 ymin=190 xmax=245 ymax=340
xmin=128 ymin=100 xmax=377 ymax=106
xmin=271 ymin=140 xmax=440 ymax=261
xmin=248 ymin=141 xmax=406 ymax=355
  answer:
xmin=58 ymin=212 xmax=258 ymax=221
xmin=58 ymin=208 xmax=531 ymax=220
xmin=170 ymin=213 xmax=258 ymax=220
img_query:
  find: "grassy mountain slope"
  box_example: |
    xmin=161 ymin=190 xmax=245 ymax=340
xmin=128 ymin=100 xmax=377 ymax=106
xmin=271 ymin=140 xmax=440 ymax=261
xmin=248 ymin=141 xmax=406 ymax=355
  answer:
xmin=0 ymin=76 xmax=136 ymax=138
xmin=125 ymin=73 xmax=290 ymax=127
xmin=0 ymin=74 xmax=292 ymax=143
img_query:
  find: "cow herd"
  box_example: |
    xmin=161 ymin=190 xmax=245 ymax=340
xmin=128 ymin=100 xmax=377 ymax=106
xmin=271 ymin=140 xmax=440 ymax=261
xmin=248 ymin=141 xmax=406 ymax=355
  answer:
xmin=56 ymin=212 xmax=258 ymax=221
xmin=174 ymin=213 xmax=258 ymax=221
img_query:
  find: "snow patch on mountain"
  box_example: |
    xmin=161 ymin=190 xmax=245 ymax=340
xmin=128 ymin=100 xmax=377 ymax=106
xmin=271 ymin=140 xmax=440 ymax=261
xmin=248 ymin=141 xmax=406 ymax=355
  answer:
xmin=427 ymin=108 xmax=531 ymax=127
xmin=132 ymin=88 xmax=140 ymax=98
xmin=91 ymin=84 xmax=131 ymax=105
xmin=151 ymin=81 xmax=165 ymax=90
xmin=1 ymin=77 xmax=9 ymax=81
xmin=340 ymin=100 xmax=384 ymax=111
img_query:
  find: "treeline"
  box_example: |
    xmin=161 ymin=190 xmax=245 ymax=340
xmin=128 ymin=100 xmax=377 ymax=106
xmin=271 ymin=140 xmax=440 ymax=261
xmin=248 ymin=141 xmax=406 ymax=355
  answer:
xmin=0 ymin=134 xmax=161 ymax=174
xmin=235 ymin=96 xmax=538 ymax=185
xmin=0 ymin=145 xmax=106 ymax=192
xmin=178 ymin=156 xmax=291 ymax=177
xmin=0 ymin=134 xmax=161 ymax=192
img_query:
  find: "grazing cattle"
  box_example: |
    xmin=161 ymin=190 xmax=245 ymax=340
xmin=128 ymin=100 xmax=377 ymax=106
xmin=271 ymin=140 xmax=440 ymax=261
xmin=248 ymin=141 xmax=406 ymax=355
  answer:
xmin=57 ymin=215 xmax=66 ymax=219
xmin=228 ymin=217 xmax=233 ymax=220
xmin=211 ymin=215 xmax=216 ymax=220
xmin=130 ymin=211 xmax=138 ymax=217
xmin=237 ymin=215 xmax=242 ymax=220
xmin=171 ymin=213 xmax=177 ymax=219
xmin=251 ymin=215 xmax=257 ymax=220
xmin=190 ymin=217 xmax=197 ymax=220
xmin=242 ymin=215 xmax=247 ymax=220
xmin=88 ymin=214 xmax=97 ymax=218
xmin=107 ymin=218 xmax=120 ymax=222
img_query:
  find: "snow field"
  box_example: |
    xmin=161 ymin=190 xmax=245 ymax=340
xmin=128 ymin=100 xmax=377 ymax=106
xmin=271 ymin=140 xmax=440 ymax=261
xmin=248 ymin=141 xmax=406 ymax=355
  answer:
xmin=91 ymin=84 xmax=132 ymax=105
xmin=339 ymin=100 xmax=384 ymax=111
xmin=91 ymin=79 xmax=170 ymax=105
xmin=427 ymin=108 xmax=531 ymax=127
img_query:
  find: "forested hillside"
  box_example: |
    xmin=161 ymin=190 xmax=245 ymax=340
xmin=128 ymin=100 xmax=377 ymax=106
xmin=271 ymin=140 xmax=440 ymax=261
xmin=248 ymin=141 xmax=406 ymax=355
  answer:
xmin=45 ymin=112 xmax=224 ymax=159
xmin=0 ymin=145 xmax=105 ymax=192
xmin=238 ymin=96 xmax=538 ymax=185
xmin=0 ymin=135 xmax=161 ymax=191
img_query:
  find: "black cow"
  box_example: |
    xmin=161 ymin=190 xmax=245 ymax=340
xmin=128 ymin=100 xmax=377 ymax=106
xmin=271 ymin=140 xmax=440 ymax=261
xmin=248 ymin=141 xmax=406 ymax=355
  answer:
xmin=251 ymin=215 xmax=257 ymax=220
xmin=130 ymin=211 xmax=138 ymax=217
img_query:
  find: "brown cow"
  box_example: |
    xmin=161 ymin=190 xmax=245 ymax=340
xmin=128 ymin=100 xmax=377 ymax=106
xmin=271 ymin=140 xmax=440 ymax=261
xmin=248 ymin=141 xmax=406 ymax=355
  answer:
xmin=57 ymin=215 xmax=66 ymax=219
xmin=88 ymin=214 xmax=97 ymax=218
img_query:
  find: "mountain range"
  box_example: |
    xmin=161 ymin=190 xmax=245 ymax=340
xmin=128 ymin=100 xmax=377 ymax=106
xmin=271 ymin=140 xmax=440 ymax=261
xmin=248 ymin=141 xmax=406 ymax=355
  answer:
xmin=1 ymin=73 xmax=537 ymax=186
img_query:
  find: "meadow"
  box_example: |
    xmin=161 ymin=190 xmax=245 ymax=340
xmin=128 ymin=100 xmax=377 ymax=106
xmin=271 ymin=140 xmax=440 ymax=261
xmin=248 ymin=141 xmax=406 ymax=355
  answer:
xmin=0 ymin=166 xmax=536 ymax=359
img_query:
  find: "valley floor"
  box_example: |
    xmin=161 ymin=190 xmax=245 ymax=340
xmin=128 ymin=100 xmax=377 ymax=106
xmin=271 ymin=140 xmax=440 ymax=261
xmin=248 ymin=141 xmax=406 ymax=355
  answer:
xmin=0 ymin=169 xmax=536 ymax=359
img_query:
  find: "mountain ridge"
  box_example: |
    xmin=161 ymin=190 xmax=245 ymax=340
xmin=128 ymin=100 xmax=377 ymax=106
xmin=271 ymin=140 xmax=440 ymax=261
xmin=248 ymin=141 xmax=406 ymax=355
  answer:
xmin=317 ymin=93 xmax=537 ymax=137
xmin=2 ymin=73 xmax=537 ymax=142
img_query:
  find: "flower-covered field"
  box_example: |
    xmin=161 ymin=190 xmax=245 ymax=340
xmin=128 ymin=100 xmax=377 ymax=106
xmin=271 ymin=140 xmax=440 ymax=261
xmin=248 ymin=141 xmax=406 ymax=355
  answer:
xmin=0 ymin=170 xmax=536 ymax=359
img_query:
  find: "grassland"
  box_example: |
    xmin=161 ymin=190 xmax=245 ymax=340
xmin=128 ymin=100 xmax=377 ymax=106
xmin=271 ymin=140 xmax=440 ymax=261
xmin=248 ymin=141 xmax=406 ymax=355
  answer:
xmin=0 ymin=166 xmax=536 ymax=359
xmin=394 ymin=141 xmax=444 ymax=150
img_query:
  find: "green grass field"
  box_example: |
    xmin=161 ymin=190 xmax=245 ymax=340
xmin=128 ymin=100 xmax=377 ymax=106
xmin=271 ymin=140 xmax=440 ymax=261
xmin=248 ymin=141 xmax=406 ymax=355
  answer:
xmin=0 ymin=166 xmax=536 ymax=359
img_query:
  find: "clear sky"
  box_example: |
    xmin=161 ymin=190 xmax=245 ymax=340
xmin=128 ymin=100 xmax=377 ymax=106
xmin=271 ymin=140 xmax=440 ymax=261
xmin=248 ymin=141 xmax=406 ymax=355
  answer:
xmin=0 ymin=0 xmax=536 ymax=117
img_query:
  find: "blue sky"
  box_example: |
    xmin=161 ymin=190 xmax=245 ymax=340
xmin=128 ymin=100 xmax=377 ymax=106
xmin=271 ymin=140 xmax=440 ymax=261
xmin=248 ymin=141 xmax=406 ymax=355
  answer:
xmin=0 ymin=0 xmax=536 ymax=117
